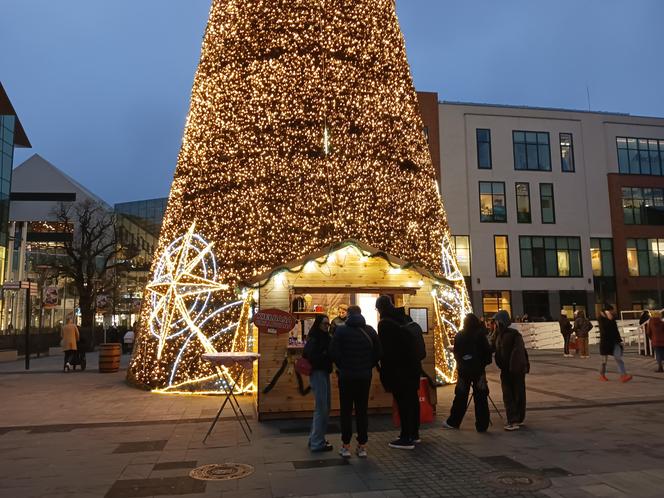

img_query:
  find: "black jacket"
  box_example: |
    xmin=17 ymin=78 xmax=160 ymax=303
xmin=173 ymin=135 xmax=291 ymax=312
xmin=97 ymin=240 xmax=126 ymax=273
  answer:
xmin=559 ymin=316 xmax=572 ymax=336
xmin=453 ymin=326 xmax=492 ymax=378
xmin=378 ymin=309 xmax=420 ymax=392
xmin=494 ymin=327 xmax=529 ymax=375
xmin=598 ymin=313 xmax=622 ymax=356
xmin=303 ymin=328 xmax=332 ymax=373
xmin=329 ymin=314 xmax=380 ymax=380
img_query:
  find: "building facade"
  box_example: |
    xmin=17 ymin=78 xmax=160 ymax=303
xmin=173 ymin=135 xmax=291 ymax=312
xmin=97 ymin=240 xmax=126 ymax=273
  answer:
xmin=418 ymin=94 xmax=664 ymax=319
xmin=0 ymin=83 xmax=31 ymax=285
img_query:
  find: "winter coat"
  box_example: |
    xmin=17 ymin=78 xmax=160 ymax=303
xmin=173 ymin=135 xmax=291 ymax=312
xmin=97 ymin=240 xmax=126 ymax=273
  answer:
xmin=598 ymin=313 xmax=622 ymax=356
xmin=61 ymin=324 xmax=79 ymax=351
xmin=330 ymin=316 xmax=346 ymax=335
xmin=453 ymin=325 xmax=492 ymax=378
xmin=573 ymin=316 xmax=593 ymax=339
xmin=647 ymin=316 xmax=664 ymax=348
xmin=329 ymin=314 xmax=380 ymax=380
xmin=378 ymin=310 xmax=420 ymax=392
xmin=494 ymin=327 xmax=529 ymax=375
xmin=558 ymin=316 xmax=572 ymax=336
xmin=303 ymin=327 xmax=333 ymax=373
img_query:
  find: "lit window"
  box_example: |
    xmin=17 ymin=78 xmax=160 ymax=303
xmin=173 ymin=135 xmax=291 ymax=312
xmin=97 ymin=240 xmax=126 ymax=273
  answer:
xmin=494 ymin=236 xmax=510 ymax=277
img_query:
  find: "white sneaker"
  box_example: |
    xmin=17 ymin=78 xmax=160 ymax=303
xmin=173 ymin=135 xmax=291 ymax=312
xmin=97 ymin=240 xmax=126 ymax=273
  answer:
xmin=339 ymin=446 xmax=351 ymax=458
xmin=504 ymin=424 xmax=520 ymax=431
xmin=356 ymin=446 xmax=367 ymax=458
xmin=442 ymin=421 xmax=457 ymax=430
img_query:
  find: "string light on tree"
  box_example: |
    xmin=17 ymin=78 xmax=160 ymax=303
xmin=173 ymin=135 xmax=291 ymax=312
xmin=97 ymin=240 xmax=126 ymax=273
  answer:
xmin=128 ymin=0 xmax=470 ymax=392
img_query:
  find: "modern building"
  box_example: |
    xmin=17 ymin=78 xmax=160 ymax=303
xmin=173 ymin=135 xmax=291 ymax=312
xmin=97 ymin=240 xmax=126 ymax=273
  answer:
xmin=418 ymin=93 xmax=664 ymax=319
xmin=0 ymin=82 xmax=31 ymax=285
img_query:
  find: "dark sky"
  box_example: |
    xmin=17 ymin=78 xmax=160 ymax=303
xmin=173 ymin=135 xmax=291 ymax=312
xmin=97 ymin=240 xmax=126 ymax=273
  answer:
xmin=2 ymin=0 xmax=663 ymax=204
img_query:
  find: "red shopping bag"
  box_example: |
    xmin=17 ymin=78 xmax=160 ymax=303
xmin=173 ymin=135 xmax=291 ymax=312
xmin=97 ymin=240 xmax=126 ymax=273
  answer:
xmin=392 ymin=377 xmax=435 ymax=427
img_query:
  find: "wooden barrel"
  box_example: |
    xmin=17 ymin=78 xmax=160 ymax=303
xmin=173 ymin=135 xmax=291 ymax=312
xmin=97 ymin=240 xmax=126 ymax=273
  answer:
xmin=99 ymin=343 xmax=121 ymax=373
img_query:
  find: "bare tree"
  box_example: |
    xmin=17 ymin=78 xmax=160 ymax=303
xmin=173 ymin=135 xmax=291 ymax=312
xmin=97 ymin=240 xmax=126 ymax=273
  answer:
xmin=52 ymin=199 xmax=137 ymax=329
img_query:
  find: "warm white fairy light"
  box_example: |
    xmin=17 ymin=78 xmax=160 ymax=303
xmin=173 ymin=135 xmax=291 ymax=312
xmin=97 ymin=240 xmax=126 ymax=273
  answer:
xmin=128 ymin=0 xmax=469 ymax=391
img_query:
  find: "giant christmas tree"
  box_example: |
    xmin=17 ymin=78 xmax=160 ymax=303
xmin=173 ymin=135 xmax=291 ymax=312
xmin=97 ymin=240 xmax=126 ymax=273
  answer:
xmin=128 ymin=0 xmax=470 ymax=392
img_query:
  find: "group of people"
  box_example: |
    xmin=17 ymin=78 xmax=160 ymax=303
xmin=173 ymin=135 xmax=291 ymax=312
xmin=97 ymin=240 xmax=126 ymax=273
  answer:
xmin=558 ymin=309 xmax=593 ymax=358
xmin=302 ymin=295 xmax=425 ymax=457
xmin=444 ymin=310 xmax=529 ymax=433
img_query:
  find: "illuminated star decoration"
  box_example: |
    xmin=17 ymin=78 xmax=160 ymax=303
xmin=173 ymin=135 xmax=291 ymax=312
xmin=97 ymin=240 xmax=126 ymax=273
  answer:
xmin=147 ymin=223 xmax=229 ymax=360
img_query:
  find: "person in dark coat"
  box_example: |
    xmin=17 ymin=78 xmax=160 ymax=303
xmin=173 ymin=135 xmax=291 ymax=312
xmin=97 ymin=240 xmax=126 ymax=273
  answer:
xmin=329 ymin=306 xmax=381 ymax=458
xmin=493 ymin=310 xmax=529 ymax=431
xmin=376 ymin=295 xmax=421 ymax=450
xmin=330 ymin=304 xmax=348 ymax=335
xmin=559 ymin=311 xmax=573 ymax=357
xmin=598 ymin=305 xmax=632 ymax=382
xmin=443 ymin=313 xmax=492 ymax=432
xmin=303 ymin=315 xmax=333 ymax=452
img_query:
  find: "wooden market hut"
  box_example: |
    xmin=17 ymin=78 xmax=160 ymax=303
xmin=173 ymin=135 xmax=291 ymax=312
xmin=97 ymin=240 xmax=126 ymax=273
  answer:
xmin=245 ymin=240 xmax=451 ymax=421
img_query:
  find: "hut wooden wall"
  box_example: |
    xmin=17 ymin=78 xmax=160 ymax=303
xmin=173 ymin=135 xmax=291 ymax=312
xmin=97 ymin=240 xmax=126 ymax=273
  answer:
xmin=256 ymin=251 xmax=438 ymax=420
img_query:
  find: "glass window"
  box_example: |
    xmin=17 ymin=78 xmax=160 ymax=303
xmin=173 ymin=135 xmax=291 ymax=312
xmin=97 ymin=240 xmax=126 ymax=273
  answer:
xmin=513 ymin=131 xmax=552 ymax=171
xmin=591 ymin=238 xmax=614 ymax=277
xmin=616 ymin=137 xmax=664 ymax=176
xmin=476 ymin=129 xmax=492 ymax=169
xmin=451 ymin=235 xmax=471 ymax=277
xmin=515 ymin=182 xmax=531 ymax=223
xmin=520 ymin=236 xmax=583 ymax=277
xmin=479 ymin=181 xmax=506 ymax=222
xmin=540 ymin=183 xmax=556 ymax=224
xmin=482 ymin=291 xmax=512 ymax=319
xmin=621 ymin=187 xmax=664 ymax=225
xmin=560 ymin=133 xmax=575 ymax=172
xmin=494 ymin=235 xmax=510 ymax=277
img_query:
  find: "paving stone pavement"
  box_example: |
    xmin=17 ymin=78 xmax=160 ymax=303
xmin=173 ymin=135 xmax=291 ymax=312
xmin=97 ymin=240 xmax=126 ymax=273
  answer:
xmin=0 ymin=347 xmax=663 ymax=497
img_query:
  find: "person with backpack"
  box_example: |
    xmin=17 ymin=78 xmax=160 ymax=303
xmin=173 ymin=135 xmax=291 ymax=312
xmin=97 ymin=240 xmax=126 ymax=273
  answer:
xmin=598 ymin=305 xmax=632 ymax=382
xmin=443 ymin=313 xmax=492 ymax=432
xmin=493 ymin=310 xmax=529 ymax=431
xmin=376 ymin=295 xmax=424 ymax=450
xmin=303 ymin=314 xmax=333 ymax=452
xmin=329 ymin=306 xmax=381 ymax=458
xmin=573 ymin=310 xmax=593 ymax=359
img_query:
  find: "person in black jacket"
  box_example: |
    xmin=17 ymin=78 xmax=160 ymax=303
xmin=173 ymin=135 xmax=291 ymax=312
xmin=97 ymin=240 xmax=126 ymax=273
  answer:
xmin=329 ymin=306 xmax=381 ymax=458
xmin=493 ymin=310 xmax=529 ymax=432
xmin=376 ymin=295 xmax=421 ymax=450
xmin=598 ymin=305 xmax=632 ymax=382
xmin=303 ymin=315 xmax=333 ymax=452
xmin=559 ymin=311 xmax=573 ymax=357
xmin=443 ymin=313 xmax=492 ymax=432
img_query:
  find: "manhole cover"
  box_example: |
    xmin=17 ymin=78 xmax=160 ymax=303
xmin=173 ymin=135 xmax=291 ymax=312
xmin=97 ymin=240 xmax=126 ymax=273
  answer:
xmin=482 ymin=471 xmax=551 ymax=491
xmin=189 ymin=463 xmax=254 ymax=481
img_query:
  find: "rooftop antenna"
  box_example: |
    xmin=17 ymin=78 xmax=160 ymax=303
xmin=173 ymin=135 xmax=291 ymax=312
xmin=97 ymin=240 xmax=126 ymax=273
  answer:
xmin=586 ymin=85 xmax=592 ymax=111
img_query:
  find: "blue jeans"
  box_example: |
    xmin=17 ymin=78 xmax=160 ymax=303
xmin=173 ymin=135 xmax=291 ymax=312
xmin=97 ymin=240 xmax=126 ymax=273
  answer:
xmin=309 ymin=370 xmax=331 ymax=450
xmin=601 ymin=344 xmax=626 ymax=375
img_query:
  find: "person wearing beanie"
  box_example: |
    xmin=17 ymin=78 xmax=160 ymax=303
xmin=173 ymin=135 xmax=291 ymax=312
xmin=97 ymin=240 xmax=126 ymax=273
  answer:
xmin=646 ymin=310 xmax=664 ymax=373
xmin=376 ymin=295 xmax=422 ymax=450
xmin=598 ymin=305 xmax=632 ymax=382
xmin=558 ymin=310 xmax=574 ymax=357
xmin=329 ymin=305 xmax=381 ymax=458
xmin=493 ymin=310 xmax=529 ymax=431
xmin=572 ymin=310 xmax=593 ymax=359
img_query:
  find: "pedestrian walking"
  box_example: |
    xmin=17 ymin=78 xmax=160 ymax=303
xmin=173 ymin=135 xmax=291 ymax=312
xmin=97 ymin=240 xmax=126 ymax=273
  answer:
xmin=646 ymin=310 xmax=664 ymax=373
xmin=329 ymin=305 xmax=381 ymax=458
xmin=573 ymin=310 xmax=593 ymax=359
xmin=559 ymin=311 xmax=573 ymax=357
xmin=443 ymin=313 xmax=492 ymax=432
xmin=61 ymin=318 xmax=80 ymax=373
xmin=598 ymin=305 xmax=632 ymax=382
xmin=376 ymin=295 xmax=423 ymax=450
xmin=303 ymin=315 xmax=334 ymax=452
xmin=493 ymin=310 xmax=529 ymax=431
